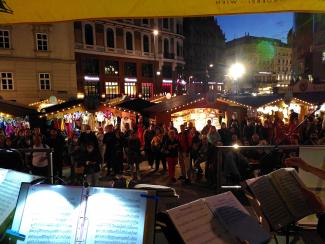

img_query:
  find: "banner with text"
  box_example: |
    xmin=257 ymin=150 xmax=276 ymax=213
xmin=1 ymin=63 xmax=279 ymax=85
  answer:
xmin=1 ymin=0 xmax=325 ymax=24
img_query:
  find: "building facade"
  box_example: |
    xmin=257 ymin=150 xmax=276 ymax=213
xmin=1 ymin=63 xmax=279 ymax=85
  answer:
xmin=74 ymin=18 xmax=185 ymax=100
xmin=293 ymin=13 xmax=325 ymax=83
xmin=0 ymin=23 xmax=77 ymax=105
xmin=225 ymin=35 xmax=292 ymax=93
xmin=183 ymin=17 xmax=226 ymax=94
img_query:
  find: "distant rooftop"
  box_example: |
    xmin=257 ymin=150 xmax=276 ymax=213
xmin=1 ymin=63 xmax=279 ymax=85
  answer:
xmin=226 ymin=35 xmax=289 ymax=48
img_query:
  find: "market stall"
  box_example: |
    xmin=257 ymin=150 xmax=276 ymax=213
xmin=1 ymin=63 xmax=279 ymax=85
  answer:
xmin=0 ymin=99 xmax=37 ymax=136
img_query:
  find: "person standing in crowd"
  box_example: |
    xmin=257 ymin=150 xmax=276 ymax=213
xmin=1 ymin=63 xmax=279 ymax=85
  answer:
xmin=151 ymin=127 xmax=166 ymax=173
xmin=127 ymin=130 xmax=141 ymax=180
xmin=143 ymin=124 xmax=155 ymax=169
xmin=31 ymin=135 xmax=49 ymax=177
xmin=207 ymin=126 xmax=221 ymax=146
xmin=218 ymin=122 xmax=232 ymax=146
xmin=114 ymin=129 xmax=124 ymax=175
xmin=47 ymin=128 xmax=65 ymax=178
xmin=189 ymin=127 xmax=201 ymax=174
xmin=178 ymin=124 xmax=191 ymax=184
xmin=67 ymin=131 xmax=82 ymax=183
xmin=96 ymin=127 xmax=105 ymax=167
xmin=79 ymin=125 xmax=99 ymax=151
xmin=103 ymin=124 xmax=117 ymax=176
xmin=165 ymin=130 xmax=179 ymax=183
xmin=168 ymin=121 xmax=178 ymax=134
xmin=82 ymin=141 xmax=101 ymax=186
xmin=201 ymin=120 xmax=212 ymax=135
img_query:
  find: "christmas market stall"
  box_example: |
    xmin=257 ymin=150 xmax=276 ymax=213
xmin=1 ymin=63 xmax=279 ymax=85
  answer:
xmin=0 ymin=99 xmax=38 ymax=136
xmin=144 ymin=93 xmax=248 ymax=131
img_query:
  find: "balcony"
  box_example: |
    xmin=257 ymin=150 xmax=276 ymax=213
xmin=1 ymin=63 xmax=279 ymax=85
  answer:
xmin=164 ymin=52 xmax=175 ymax=59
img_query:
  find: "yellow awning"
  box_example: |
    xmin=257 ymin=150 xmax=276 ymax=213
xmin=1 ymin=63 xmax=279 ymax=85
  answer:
xmin=0 ymin=0 xmax=325 ymax=24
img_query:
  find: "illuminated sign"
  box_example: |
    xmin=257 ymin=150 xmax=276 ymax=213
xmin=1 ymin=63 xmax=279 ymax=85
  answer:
xmin=124 ymin=78 xmax=137 ymax=82
xmin=162 ymin=79 xmax=173 ymax=84
xmin=84 ymin=76 xmax=100 ymax=81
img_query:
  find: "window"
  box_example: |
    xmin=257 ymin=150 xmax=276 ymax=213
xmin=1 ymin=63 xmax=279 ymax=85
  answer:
xmin=84 ymin=58 xmax=99 ymax=75
xmin=162 ymin=64 xmax=172 ymax=78
xmin=39 ymin=73 xmax=51 ymax=90
xmin=106 ymin=28 xmax=115 ymax=48
xmin=164 ymin=39 xmax=170 ymax=53
xmin=163 ymin=18 xmax=169 ymax=29
xmin=177 ymin=41 xmax=183 ymax=57
xmin=85 ymin=24 xmax=94 ymax=45
xmin=0 ymin=72 xmax=13 ymax=90
xmin=142 ymin=83 xmax=153 ymax=99
xmin=125 ymin=62 xmax=137 ymax=77
xmin=105 ymin=82 xmax=119 ymax=98
xmin=36 ymin=33 xmax=48 ymax=51
xmin=142 ymin=35 xmax=150 ymax=53
xmin=84 ymin=82 xmax=99 ymax=95
xmin=104 ymin=60 xmax=119 ymax=75
xmin=124 ymin=83 xmax=137 ymax=97
xmin=142 ymin=19 xmax=150 ymax=26
xmin=176 ymin=22 xmax=183 ymax=35
xmin=0 ymin=30 xmax=10 ymax=48
xmin=125 ymin=31 xmax=133 ymax=50
xmin=142 ymin=63 xmax=153 ymax=77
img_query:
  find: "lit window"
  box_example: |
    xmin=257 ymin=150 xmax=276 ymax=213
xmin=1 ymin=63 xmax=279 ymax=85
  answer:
xmin=322 ymin=51 xmax=325 ymax=62
xmin=36 ymin=33 xmax=48 ymax=51
xmin=0 ymin=72 xmax=13 ymax=90
xmin=142 ymin=83 xmax=153 ymax=99
xmin=124 ymin=82 xmax=137 ymax=97
xmin=0 ymin=30 xmax=10 ymax=49
xmin=105 ymin=82 xmax=119 ymax=98
xmin=39 ymin=73 xmax=51 ymax=90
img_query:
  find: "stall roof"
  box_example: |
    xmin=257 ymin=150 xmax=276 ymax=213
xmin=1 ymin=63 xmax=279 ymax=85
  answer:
xmin=0 ymin=99 xmax=37 ymax=117
xmin=144 ymin=94 xmax=205 ymax=114
xmin=40 ymin=99 xmax=83 ymax=114
xmin=224 ymin=94 xmax=284 ymax=108
xmin=293 ymin=92 xmax=325 ymax=105
xmin=115 ymin=98 xmax=155 ymax=114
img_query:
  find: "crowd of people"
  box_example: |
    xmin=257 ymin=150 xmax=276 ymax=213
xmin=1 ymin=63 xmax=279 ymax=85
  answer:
xmin=0 ymin=111 xmax=324 ymax=187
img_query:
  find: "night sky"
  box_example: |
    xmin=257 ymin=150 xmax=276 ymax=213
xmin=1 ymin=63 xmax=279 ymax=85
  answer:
xmin=216 ymin=12 xmax=293 ymax=43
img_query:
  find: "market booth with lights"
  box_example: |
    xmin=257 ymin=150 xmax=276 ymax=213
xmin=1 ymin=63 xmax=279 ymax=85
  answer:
xmin=144 ymin=93 xmax=248 ymax=131
xmin=39 ymin=98 xmax=154 ymax=136
xmin=0 ymin=99 xmax=38 ymax=134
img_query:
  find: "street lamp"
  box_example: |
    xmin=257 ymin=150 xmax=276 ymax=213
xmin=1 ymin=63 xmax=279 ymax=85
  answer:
xmin=228 ymin=63 xmax=245 ymax=94
xmin=209 ymin=64 xmax=214 ymax=68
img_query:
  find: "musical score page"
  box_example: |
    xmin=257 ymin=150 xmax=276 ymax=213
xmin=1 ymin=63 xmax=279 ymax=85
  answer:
xmin=248 ymin=176 xmax=293 ymax=230
xmin=269 ymin=168 xmax=313 ymax=220
xmin=0 ymin=169 xmax=37 ymax=231
xmin=16 ymin=185 xmax=82 ymax=244
xmin=85 ymin=188 xmax=148 ymax=244
xmin=205 ymin=192 xmax=271 ymax=244
xmin=167 ymin=199 xmax=236 ymax=244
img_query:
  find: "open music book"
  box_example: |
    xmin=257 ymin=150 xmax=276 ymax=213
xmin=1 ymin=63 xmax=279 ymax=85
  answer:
xmin=166 ymin=191 xmax=271 ymax=244
xmin=10 ymin=184 xmax=156 ymax=244
xmin=0 ymin=168 xmax=39 ymax=235
xmin=245 ymin=168 xmax=315 ymax=231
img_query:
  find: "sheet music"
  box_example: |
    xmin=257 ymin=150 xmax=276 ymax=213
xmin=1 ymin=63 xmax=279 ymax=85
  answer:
xmin=85 ymin=188 xmax=148 ymax=244
xmin=0 ymin=169 xmax=36 ymax=228
xmin=16 ymin=185 xmax=83 ymax=244
xmin=167 ymin=199 xmax=236 ymax=244
xmin=248 ymin=176 xmax=293 ymax=230
xmin=204 ymin=192 xmax=271 ymax=244
xmin=270 ymin=168 xmax=313 ymax=220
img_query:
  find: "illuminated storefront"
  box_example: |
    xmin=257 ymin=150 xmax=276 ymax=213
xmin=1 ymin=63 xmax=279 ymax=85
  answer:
xmin=171 ymin=108 xmax=223 ymax=132
xmin=105 ymin=82 xmax=119 ymax=98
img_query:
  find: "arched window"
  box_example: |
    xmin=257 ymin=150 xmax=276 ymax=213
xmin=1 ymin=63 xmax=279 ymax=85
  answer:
xmin=143 ymin=35 xmax=149 ymax=53
xmin=126 ymin=31 xmax=133 ymax=50
xmin=163 ymin=39 xmax=170 ymax=54
xmin=85 ymin=24 xmax=94 ymax=45
xmin=106 ymin=28 xmax=115 ymax=48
